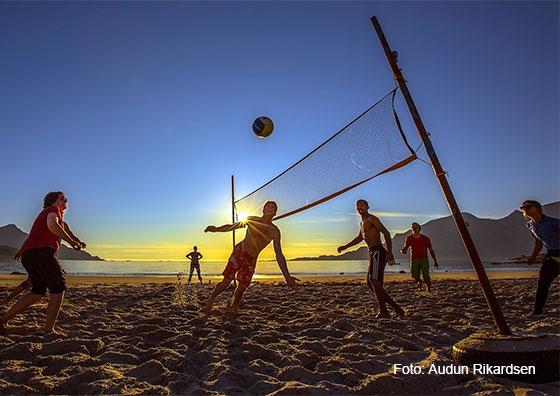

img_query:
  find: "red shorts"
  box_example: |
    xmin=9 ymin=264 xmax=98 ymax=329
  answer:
xmin=222 ymin=244 xmax=257 ymax=286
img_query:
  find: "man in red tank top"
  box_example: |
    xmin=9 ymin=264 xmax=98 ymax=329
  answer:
xmin=401 ymin=222 xmax=439 ymax=292
xmin=1 ymin=191 xmax=86 ymax=335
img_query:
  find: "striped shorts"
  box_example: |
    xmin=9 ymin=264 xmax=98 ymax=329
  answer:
xmin=367 ymin=245 xmax=387 ymax=285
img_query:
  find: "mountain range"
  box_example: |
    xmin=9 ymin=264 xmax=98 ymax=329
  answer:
xmin=292 ymin=201 xmax=559 ymax=262
xmin=2 ymin=201 xmax=558 ymax=263
xmin=0 ymin=224 xmax=103 ymax=262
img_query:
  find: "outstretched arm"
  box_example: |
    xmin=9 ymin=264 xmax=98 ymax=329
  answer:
xmin=47 ymin=214 xmax=81 ymax=249
xmin=273 ymin=230 xmax=299 ymax=290
xmin=337 ymin=233 xmax=363 ymax=253
xmin=205 ymin=222 xmax=246 ymax=233
xmin=64 ymin=222 xmax=86 ymax=248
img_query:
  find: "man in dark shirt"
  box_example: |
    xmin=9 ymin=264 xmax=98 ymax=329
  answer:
xmin=520 ymin=200 xmax=560 ymax=317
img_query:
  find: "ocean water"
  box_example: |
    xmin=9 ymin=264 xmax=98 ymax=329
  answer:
xmin=0 ymin=258 xmax=535 ymax=277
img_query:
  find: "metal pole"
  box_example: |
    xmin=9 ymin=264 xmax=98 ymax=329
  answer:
xmin=231 ymin=175 xmax=236 ymax=249
xmin=231 ymin=175 xmax=237 ymax=288
xmin=371 ymin=16 xmax=511 ymax=335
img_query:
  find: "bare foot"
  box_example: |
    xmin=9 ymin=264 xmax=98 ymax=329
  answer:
xmin=42 ymin=328 xmax=67 ymax=337
xmin=375 ymin=311 xmax=390 ymax=319
xmin=526 ymin=311 xmax=544 ymax=319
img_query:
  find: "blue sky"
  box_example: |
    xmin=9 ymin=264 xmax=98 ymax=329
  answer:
xmin=0 ymin=1 xmax=558 ymax=260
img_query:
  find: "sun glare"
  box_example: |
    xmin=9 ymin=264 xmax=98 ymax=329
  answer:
xmin=237 ymin=211 xmax=250 ymax=222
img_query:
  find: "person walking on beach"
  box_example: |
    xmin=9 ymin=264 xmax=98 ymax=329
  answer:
xmin=200 ymin=200 xmax=299 ymax=315
xmin=338 ymin=199 xmax=405 ymax=318
xmin=1 ymin=191 xmax=86 ymax=335
xmin=186 ymin=246 xmax=203 ymax=284
xmin=520 ymin=200 xmax=559 ymax=317
xmin=401 ymin=222 xmax=439 ymax=292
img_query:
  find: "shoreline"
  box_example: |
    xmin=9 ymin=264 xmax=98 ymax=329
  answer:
xmin=0 ymin=270 xmax=539 ymax=286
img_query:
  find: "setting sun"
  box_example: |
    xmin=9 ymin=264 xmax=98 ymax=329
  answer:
xmin=237 ymin=211 xmax=250 ymax=222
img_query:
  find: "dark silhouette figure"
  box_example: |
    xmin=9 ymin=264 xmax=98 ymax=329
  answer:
xmin=186 ymin=246 xmax=203 ymax=284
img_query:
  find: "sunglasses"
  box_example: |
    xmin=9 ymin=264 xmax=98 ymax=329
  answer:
xmin=520 ymin=205 xmax=534 ymax=210
xmin=59 ymin=197 xmax=68 ymax=203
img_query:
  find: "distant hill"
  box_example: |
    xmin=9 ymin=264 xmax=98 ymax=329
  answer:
xmin=0 ymin=224 xmax=103 ymax=261
xmin=0 ymin=224 xmax=27 ymax=247
xmin=292 ymin=201 xmax=559 ymax=262
xmin=0 ymin=245 xmax=18 ymax=262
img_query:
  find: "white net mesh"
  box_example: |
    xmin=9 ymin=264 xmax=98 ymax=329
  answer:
xmin=235 ymin=89 xmax=416 ymax=220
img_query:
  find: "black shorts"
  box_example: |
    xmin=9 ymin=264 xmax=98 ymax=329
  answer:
xmin=367 ymin=246 xmax=387 ymax=285
xmin=21 ymin=247 xmax=66 ymax=295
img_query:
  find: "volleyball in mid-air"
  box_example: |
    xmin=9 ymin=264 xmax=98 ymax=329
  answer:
xmin=252 ymin=116 xmax=274 ymax=138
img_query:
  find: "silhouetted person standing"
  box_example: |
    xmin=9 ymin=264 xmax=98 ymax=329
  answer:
xmin=186 ymin=246 xmax=203 ymax=284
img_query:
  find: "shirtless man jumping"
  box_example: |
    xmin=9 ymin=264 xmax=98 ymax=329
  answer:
xmin=200 ymin=200 xmax=299 ymax=315
xmin=338 ymin=199 xmax=405 ymax=318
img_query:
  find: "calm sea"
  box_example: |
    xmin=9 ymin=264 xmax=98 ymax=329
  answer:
xmin=0 ymin=259 xmax=535 ymax=277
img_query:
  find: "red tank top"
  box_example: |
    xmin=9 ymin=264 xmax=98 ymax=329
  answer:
xmin=405 ymin=234 xmax=432 ymax=259
xmin=20 ymin=206 xmax=63 ymax=253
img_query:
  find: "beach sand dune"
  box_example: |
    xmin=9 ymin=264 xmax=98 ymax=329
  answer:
xmin=0 ymin=276 xmax=558 ymax=395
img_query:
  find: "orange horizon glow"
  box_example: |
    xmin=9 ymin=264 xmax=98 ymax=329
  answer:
xmin=85 ymin=240 xmax=343 ymax=262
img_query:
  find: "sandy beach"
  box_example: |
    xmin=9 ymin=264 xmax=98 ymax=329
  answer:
xmin=0 ymin=272 xmax=558 ymax=395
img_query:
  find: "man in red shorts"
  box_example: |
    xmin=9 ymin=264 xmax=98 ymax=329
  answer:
xmin=200 ymin=200 xmax=299 ymax=315
xmin=1 ymin=191 xmax=85 ymax=335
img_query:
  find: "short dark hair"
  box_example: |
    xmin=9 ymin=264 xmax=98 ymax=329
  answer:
xmin=193 ymin=246 xmax=198 ymax=250
xmin=521 ymin=200 xmax=542 ymax=210
xmin=43 ymin=191 xmax=63 ymax=208
xmin=264 ymin=200 xmax=278 ymax=212
xmin=412 ymin=222 xmax=421 ymax=230
xmin=356 ymin=199 xmax=369 ymax=208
